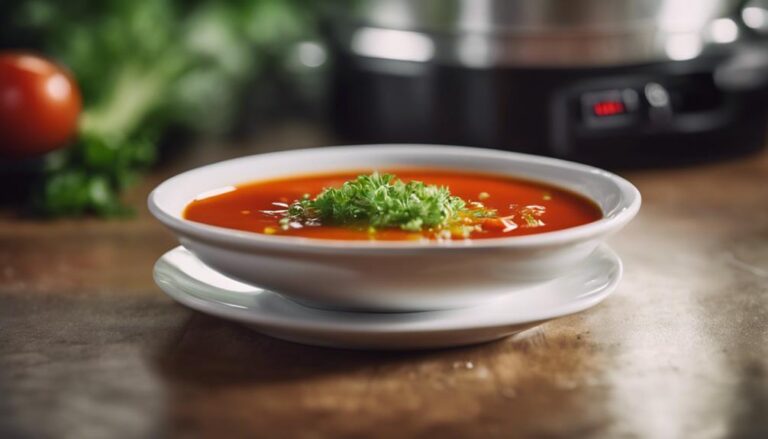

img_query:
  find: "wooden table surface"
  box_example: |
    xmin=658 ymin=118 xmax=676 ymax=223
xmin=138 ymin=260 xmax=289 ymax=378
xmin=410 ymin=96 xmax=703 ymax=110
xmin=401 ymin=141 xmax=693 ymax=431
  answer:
xmin=2 ymin=131 xmax=767 ymax=439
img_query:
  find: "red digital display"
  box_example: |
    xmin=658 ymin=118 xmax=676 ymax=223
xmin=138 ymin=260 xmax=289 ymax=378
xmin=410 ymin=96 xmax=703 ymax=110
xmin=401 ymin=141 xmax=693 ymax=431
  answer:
xmin=593 ymin=101 xmax=626 ymax=117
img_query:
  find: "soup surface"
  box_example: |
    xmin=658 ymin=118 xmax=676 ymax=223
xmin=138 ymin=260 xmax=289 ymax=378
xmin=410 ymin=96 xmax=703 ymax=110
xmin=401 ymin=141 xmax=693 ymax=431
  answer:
xmin=184 ymin=169 xmax=602 ymax=241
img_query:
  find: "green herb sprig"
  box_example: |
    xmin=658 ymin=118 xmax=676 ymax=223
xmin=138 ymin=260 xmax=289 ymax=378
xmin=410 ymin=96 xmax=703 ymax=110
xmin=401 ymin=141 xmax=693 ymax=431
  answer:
xmin=279 ymin=173 xmax=495 ymax=233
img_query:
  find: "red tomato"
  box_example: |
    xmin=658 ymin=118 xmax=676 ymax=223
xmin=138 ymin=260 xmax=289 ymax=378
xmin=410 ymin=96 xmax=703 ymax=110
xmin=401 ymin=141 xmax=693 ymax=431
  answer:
xmin=0 ymin=52 xmax=82 ymax=157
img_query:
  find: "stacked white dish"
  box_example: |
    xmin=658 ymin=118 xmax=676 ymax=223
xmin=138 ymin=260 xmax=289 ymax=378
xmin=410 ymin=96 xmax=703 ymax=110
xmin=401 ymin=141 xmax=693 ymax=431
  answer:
xmin=149 ymin=145 xmax=641 ymax=349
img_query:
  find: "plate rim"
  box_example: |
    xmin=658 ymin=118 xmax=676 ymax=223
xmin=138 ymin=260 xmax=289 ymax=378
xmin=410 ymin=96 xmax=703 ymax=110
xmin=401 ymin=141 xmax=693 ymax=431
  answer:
xmin=153 ymin=245 xmax=622 ymax=335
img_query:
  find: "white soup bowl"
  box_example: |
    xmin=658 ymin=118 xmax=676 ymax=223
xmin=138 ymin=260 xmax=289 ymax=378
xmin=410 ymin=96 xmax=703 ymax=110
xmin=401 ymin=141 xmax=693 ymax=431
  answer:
xmin=149 ymin=145 xmax=640 ymax=312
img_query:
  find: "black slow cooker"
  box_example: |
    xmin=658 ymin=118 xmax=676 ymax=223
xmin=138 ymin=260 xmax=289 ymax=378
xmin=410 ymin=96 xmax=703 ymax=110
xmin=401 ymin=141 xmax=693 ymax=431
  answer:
xmin=327 ymin=0 xmax=768 ymax=166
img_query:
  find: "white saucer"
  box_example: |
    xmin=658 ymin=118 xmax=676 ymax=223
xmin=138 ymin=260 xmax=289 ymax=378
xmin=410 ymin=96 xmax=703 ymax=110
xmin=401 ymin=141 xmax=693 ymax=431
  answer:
xmin=154 ymin=245 xmax=622 ymax=350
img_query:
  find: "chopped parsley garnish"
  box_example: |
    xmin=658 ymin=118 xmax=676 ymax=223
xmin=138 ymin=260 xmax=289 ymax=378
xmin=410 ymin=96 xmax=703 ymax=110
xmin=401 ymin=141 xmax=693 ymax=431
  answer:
xmin=278 ymin=173 xmax=495 ymax=233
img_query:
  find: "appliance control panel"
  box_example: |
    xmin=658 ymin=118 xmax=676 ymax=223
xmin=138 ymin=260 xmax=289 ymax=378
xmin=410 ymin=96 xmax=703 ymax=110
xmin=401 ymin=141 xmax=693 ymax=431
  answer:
xmin=550 ymin=69 xmax=743 ymax=166
xmin=580 ymin=88 xmax=642 ymax=128
xmin=569 ymin=75 xmax=726 ymax=135
xmin=574 ymin=78 xmax=711 ymax=132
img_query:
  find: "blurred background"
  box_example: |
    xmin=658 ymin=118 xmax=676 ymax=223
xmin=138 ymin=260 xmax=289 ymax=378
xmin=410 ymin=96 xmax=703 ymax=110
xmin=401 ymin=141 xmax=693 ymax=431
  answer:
xmin=1 ymin=0 xmax=768 ymax=217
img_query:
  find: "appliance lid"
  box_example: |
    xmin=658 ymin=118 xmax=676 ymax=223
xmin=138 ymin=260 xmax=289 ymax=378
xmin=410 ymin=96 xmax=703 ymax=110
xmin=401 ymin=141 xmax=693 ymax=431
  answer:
xmin=329 ymin=0 xmax=746 ymax=67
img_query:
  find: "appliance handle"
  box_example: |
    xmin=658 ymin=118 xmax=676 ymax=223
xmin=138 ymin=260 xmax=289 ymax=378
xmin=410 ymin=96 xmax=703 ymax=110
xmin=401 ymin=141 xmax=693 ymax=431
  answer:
xmin=714 ymin=43 xmax=768 ymax=92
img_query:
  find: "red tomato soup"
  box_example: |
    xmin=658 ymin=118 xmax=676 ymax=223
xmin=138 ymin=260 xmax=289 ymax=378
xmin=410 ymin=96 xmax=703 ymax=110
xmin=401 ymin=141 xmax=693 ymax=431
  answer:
xmin=183 ymin=169 xmax=602 ymax=241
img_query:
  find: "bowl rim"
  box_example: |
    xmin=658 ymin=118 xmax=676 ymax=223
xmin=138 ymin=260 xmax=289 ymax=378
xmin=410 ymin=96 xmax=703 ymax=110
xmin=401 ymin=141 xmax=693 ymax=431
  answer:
xmin=148 ymin=144 xmax=641 ymax=252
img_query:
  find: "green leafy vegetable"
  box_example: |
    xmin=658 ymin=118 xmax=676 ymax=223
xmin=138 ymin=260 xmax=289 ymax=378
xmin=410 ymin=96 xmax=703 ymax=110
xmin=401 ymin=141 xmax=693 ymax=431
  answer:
xmin=33 ymin=133 xmax=156 ymax=216
xmin=279 ymin=173 xmax=496 ymax=233
xmin=2 ymin=0 xmax=333 ymax=216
